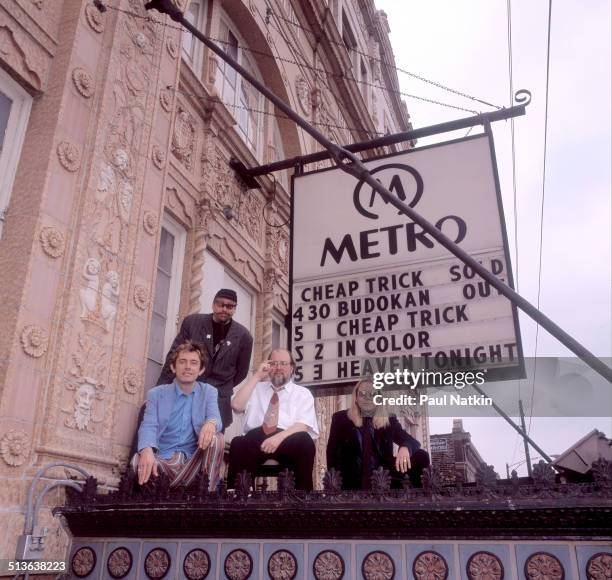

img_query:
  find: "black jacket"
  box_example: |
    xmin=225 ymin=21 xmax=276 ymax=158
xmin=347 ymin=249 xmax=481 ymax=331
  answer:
xmin=157 ymin=313 xmax=253 ymax=428
xmin=326 ymin=409 xmax=421 ymax=490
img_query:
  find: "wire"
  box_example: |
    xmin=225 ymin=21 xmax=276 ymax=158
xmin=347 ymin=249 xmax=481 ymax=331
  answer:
xmin=97 ymin=2 xmax=481 ymax=115
xmin=528 ymin=0 xmax=554 ymax=434
xmin=269 ymin=6 xmax=503 ymax=110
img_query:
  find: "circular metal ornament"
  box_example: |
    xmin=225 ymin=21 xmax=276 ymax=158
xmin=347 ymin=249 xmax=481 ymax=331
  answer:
xmin=71 ymin=546 xmax=96 ymax=577
xmin=268 ymin=549 xmax=297 ymax=580
xmin=107 ymin=547 xmax=132 ymax=579
xmin=183 ymin=549 xmax=211 ymax=580
xmin=362 ymin=550 xmax=395 ymax=580
xmin=313 ymin=549 xmax=345 ymax=580
xmin=224 ymin=549 xmax=253 ymax=580
xmin=466 ymin=551 xmax=504 ymax=580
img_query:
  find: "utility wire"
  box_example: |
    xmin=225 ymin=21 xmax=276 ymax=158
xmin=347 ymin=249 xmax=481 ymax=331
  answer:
xmin=97 ymin=2 xmax=481 ymax=115
xmin=528 ymin=0 xmax=554 ymax=434
xmin=269 ymin=6 xmax=503 ymax=110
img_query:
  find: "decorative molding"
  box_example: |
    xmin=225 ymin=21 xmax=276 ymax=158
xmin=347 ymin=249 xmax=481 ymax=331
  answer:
xmin=151 ymin=144 xmax=166 ymax=169
xmin=85 ymin=3 xmax=105 ymax=33
xmin=0 ymin=429 xmax=31 ymax=466
xmin=20 ymin=324 xmax=48 ymax=358
xmin=362 ymin=550 xmax=394 ymax=580
xmin=268 ymin=549 xmax=297 ymax=580
xmin=133 ymin=284 xmax=150 ymax=310
xmin=72 ymin=67 xmax=94 ymax=98
xmin=57 ymin=140 xmax=81 ymax=172
xmin=143 ymin=211 xmax=159 ymax=235
xmin=159 ymin=89 xmax=172 ymax=112
xmin=224 ymin=549 xmax=252 ymax=580
xmin=122 ymin=366 xmax=141 ymax=395
xmin=107 ymin=547 xmax=132 ymax=579
xmin=166 ymin=36 xmax=178 ymax=59
xmin=172 ymin=108 xmax=196 ymax=170
xmin=313 ymin=550 xmax=344 ymax=580
xmin=183 ymin=549 xmax=210 ymax=580
xmin=295 ymin=75 xmax=312 ymax=116
xmin=71 ymin=546 xmax=96 ymax=578
xmin=39 ymin=226 xmax=66 ymax=258
xmin=524 ymin=552 xmax=564 ymax=580
xmin=0 ymin=21 xmax=44 ymax=90
xmin=144 ymin=548 xmax=171 ymax=579
xmin=413 ymin=550 xmax=448 ymax=580
xmin=466 ymin=551 xmax=503 ymax=580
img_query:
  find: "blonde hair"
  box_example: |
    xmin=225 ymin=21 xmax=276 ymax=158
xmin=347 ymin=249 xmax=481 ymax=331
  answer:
xmin=347 ymin=378 xmax=389 ymax=430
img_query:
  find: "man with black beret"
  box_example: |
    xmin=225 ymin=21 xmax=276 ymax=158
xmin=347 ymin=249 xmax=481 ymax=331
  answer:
xmin=158 ymin=288 xmax=253 ymax=430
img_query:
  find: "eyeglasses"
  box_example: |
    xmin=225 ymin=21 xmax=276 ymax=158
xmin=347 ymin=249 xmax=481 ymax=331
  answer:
xmin=357 ymin=390 xmax=374 ymax=399
xmin=214 ymin=301 xmax=237 ymax=310
xmin=268 ymin=361 xmax=292 ymax=367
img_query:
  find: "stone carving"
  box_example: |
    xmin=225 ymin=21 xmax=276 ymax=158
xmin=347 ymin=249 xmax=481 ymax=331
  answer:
xmin=466 ymin=551 xmax=504 ymax=580
xmin=71 ymin=546 xmax=96 ymax=578
xmin=224 ymin=549 xmax=253 ymax=580
xmin=268 ymin=549 xmax=297 ymax=580
xmin=586 ymin=553 xmax=612 ymax=580
xmin=0 ymin=429 xmax=31 ymax=466
xmin=143 ymin=211 xmax=158 ymax=235
xmin=362 ymin=550 xmax=394 ymax=580
xmin=57 ymin=140 xmax=81 ymax=172
xmin=39 ymin=226 xmax=65 ymax=258
xmin=72 ymin=67 xmax=94 ymax=98
xmin=524 ymin=552 xmax=564 ymax=580
xmin=144 ymin=548 xmax=171 ymax=579
xmin=152 ymin=144 xmax=166 ymax=169
xmin=79 ymin=258 xmax=102 ymax=323
xmin=166 ymin=36 xmax=178 ymax=58
xmin=0 ymin=21 xmax=43 ymax=90
xmin=313 ymin=550 xmax=344 ymax=580
xmin=101 ymin=270 xmax=120 ymax=331
xmin=532 ymin=459 xmax=555 ymax=486
xmin=322 ymin=469 xmax=343 ymax=493
xmin=85 ymin=3 xmax=105 ymax=33
xmin=160 ymin=89 xmax=172 ymax=112
xmin=413 ymin=551 xmax=448 ymax=580
xmin=241 ymin=193 xmax=264 ymax=246
xmin=183 ymin=549 xmax=210 ymax=580
xmin=66 ymin=377 xmax=103 ymax=431
xmin=295 ymin=75 xmax=312 ymax=116
xmin=172 ymin=109 xmax=196 ymax=170
xmin=31 ymin=0 xmax=43 ymax=10
xmin=133 ymin=284 xmax=150 ymax=310
xmin=107 ymin=547 xmax=132 ymax=579
xmin=92 ymin=148 xmax=134 ymax=256
xmin=20 ymin=324 xmax=48 ymax=358
xmin=122 ymin=366 xmax=140 ymax=395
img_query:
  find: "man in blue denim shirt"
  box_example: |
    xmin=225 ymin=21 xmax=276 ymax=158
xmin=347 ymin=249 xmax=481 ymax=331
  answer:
xmin=133 ymin=341 xmax=224 ymax=489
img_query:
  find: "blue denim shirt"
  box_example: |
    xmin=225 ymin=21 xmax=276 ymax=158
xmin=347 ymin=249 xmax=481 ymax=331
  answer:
xmin=157 ymin=383 xmax=198 ymax=459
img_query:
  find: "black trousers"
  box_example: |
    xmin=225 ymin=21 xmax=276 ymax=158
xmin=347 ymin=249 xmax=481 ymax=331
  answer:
xmin=389 ymin=448 xmax=431 ymax=489
xmin=228 ymin=427 xmax=316 ymax=491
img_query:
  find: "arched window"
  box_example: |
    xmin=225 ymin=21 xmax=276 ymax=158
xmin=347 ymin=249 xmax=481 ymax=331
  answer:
xmin=214 ymin=12 xmax=264 ymax=159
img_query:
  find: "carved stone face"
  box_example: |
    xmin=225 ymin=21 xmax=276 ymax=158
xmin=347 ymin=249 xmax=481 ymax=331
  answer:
xmin=106 ymin=270 xmax=119 ymax=288
xmin=76 ymin=382 xmax=96 ymax=412
xmin=85 ymin=258 xmax=101 ymax=276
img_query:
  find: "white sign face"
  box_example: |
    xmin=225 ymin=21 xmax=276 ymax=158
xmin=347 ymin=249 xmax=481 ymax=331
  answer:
xmin=430 ymin=438 xmax=449 ymax=453
xmin=290 ymin=134 xmax=524 ymax=388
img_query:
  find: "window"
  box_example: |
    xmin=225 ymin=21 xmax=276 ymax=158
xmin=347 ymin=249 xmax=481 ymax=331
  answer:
xmin=341 ymin=9 xmax=358 ymax=73
xmin=272 ymin=313 xmax=288 ymax=351
xmin=145 ymin=215 xmax=186 ymax=390
xmin=182 ymin=0 xmax=208 ymax=74
xmin=0 ymin=67 xmax=32 ymax=238
xmin=214 ymin=14 xmax=264 ymax=159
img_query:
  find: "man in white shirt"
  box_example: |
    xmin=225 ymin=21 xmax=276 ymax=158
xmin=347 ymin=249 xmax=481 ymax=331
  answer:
xmin=228 ymin=349 xmax=319 ymax=491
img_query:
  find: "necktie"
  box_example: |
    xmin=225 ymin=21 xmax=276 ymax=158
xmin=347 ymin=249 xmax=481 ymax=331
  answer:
xmin=262 ymin=389 xmax=281 ymax=434
xmin=361 ymin=416 xmax=373 ymax=489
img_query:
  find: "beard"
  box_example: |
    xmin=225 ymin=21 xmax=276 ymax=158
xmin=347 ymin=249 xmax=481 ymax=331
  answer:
xmin=270 ymin=373 xmax=289 ymax=387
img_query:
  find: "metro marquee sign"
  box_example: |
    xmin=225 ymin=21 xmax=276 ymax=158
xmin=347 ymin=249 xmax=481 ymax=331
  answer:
xmin=290 ymin=134 xmax=524 ymax=389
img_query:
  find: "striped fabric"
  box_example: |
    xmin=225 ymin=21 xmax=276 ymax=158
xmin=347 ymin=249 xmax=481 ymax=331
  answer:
xmin=132 ymin=432 xmax=224 ymax=491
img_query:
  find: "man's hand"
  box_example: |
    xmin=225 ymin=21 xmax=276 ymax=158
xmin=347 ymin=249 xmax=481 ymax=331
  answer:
xmin=260 ymin=433 xmax=284 ymax=454
xmin=198 ymin=421 xmax=216 ymax=450
xmin=138 ymin=447 xmax=158 ymax=485
xmin=255 ymin=361 xmax=271 ymax=381
xmin=395 ymin=446 xmax=411 ymax=473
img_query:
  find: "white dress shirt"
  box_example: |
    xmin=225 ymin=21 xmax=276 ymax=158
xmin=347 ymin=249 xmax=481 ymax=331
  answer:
xmin=237 ymin=380 xmax=319 ymax=439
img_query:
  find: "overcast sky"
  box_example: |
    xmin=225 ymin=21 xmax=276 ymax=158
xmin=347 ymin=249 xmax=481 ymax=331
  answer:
xmin=375 ymin=0 xmax=611 ymax=475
